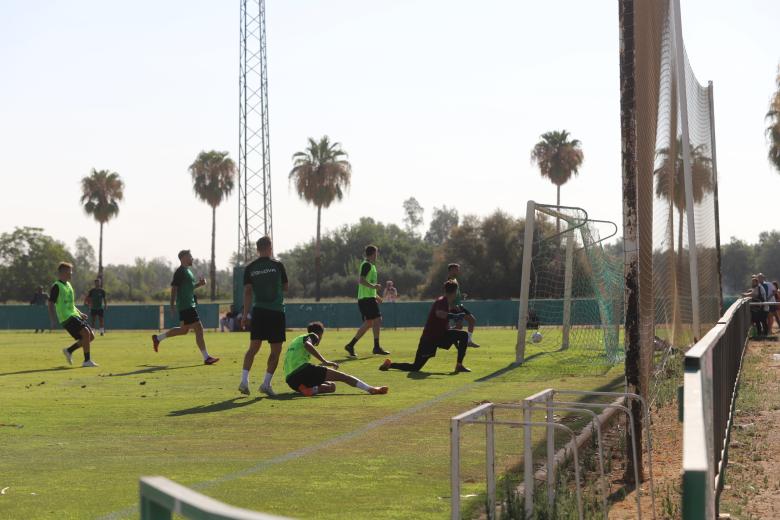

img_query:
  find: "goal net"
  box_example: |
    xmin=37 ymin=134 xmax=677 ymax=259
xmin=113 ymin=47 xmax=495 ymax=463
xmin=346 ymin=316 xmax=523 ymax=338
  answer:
xmin=516 ymin=203 xmax=624 ymax=374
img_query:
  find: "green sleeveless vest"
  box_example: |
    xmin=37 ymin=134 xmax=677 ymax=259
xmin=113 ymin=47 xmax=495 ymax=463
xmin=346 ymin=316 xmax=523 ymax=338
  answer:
xmin=54 ymin=280 xmax=80 ymax=324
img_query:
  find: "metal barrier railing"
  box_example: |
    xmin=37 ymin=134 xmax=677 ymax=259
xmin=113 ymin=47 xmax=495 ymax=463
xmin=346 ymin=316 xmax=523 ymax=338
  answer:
xmin=682 ymin=297 xmax=751 ymax=519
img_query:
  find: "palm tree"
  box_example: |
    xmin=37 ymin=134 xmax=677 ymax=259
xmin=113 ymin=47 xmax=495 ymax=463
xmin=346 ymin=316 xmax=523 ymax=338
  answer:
xmin=80 ymin=169 xmax=125 ymax=279
xmin=530 ymin=130 xmax=584 ymax=233
xmin=189 ymin=150 xmax=236 ymax=301
xmin=289 ymin=136 xmax=352 ymax=301
xmin=654 ymin=137 xmax=714 ymax=262
xmin=767 ymin=66 xmax=780 ymax=173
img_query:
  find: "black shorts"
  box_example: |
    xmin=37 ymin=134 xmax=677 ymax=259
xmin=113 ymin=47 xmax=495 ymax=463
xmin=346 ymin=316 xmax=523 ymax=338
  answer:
xmin=456 ymin=305 xmax=473 ymax=317
xmin=418 ymin=329 xmax=469 ymax=356
xmin=358 ymin=298 xmax=381 ymax=321
xmin=286 ymin=364 xmax=328 ymax=391
xmin=179 ymin=307 xmax=200 ymax=325
xmin=63 ymin=316 xmax=89 ymax=340
xmin=90 ymin=309 xmax=104 ymax=318
xmin=250 ymin=307 xmax=286 ymax=342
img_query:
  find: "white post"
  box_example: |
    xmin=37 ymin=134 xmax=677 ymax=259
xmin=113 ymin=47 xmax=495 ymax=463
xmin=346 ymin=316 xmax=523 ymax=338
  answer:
xmin=708 ymin=80 xmax=724 ymax=313
xmin=486 ymin=407 xmax=496 ymax=518
xmin=517 ymin=200 xmax=536 ymax=363
xmin=546 ymin=392 xmax=555 ymax=509
xmin=561 ymin=230 xmax=575 ymax=350
xmin=450 ymin=419 xmax=461 ymax=520
xmin=672 ymin=0 xmax=701 ymax=338
xmin=523 ymin=401 xmax=534 ymax=517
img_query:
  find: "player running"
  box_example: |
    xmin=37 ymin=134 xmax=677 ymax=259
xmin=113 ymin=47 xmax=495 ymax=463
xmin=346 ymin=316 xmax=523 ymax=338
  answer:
xmin=151 ymin=250 xmax=219 ymax=365
xmin=446 ymin=263 xmax=480 ymax=347
xmin=379 ymin=280 xmax=471 ymax=373
xmin=344 ymin=245 xmax=390 ymax=357
xmin=48 ymin=262 xmax=98 ymax=367
xmin=239 ymin=236 xmax=288 ymax=396
xmin=285 ymin=322 xmax=388 ymax=397
xmin=85 ymin=278 xmax=107 ymax=336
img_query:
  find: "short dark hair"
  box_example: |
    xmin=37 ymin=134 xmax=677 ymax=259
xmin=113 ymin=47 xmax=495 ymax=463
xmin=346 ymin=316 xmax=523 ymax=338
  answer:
xmin=256 ymin=236 xmax=272 ymax=250
xmin=365 ymin=245 xmax=378 ymax=257
xmin=444 ymin=280 xmax=459 ymax=294
xmin=307 ymin=321 xmax=325 ymax=336
xmin=57 ymin=262 xmax=73 ymax=273
xmin=447 ymin=263 xmax=460 ymax=271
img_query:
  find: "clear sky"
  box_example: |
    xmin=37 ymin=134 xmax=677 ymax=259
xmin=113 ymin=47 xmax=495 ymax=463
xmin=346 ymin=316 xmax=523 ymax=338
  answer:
xmin=1 ymin=1 xmax=778 ymax=269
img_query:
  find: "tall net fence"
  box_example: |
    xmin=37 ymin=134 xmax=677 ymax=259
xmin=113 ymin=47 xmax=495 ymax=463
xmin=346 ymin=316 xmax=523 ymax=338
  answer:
xmin=521 ymin=204 xmax=624 ymax=375
xmin=626 ymin=0 xmax=722 ymax=394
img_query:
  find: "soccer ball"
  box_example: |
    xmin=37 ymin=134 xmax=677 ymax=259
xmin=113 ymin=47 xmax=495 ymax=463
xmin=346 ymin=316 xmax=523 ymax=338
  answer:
xmin=531 ymin=332 xmax=543 ymax=343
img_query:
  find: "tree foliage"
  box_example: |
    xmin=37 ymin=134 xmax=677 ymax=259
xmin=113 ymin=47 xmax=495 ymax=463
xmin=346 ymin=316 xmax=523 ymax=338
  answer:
xmin=402 ymin=197 xmax=424 ymax=235
xmin=767 ymin=65 xmax=780 ymax=173
xmin=0 ymin=228 xmax=74 ymax=302
xmin=425 ymin=206 xmax=459 ymax=245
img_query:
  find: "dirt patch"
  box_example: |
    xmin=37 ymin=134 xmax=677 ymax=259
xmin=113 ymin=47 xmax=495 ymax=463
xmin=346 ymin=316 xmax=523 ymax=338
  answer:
xmin=719 ymin=341 xmax=780 ymax=519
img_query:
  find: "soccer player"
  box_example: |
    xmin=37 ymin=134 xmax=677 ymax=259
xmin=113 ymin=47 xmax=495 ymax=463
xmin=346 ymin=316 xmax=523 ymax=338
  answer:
xmin=47 ymin=262 xmax=98 ymax=367
xmin=151 ymin=250 xmax=219 ymax=365
xmin=379 ymin=280 xmax=471 ymax=373
xmin=239 ymin=236 xmax=288 ymax=396
xmin=285 ymin=321 xmax=388 ymax=397
xmin=446 ymin=263 xmax=480 ymax=347
xmin=85 ymin=278 xmax=107 ymax=336
xmin=344 ymin=245 xmax=390 ymax=357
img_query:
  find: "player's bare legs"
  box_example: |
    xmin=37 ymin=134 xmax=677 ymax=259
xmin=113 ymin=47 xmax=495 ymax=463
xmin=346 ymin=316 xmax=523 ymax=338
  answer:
xmin=324 ymin=368 xmax=388 ymax=394
xmin=239 ymin=340 xmax=263 ymax=395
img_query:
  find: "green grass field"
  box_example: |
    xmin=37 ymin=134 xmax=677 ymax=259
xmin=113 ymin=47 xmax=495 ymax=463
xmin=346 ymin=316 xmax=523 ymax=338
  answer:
xmin=0 ymin=328 xmax=623 ymax=519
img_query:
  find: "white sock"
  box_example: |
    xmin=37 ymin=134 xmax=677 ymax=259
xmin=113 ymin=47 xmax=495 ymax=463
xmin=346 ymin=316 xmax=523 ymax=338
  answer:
xmin=355 ymin=379 xmax=371 ymax=392
xmin=468 ymin=332 xmax=473 ymax=342
xmin=311 ymin=386 xmax=320 ymax=395
xmin=263 ymin=372 xmax=273 ymax=386
xmin=201 ymin=350 xmax=210 ymax=361
xmin=157 ymin=332 xmax=167 ymax=341
xmin=100 ymin=328 xmax=105 ymax=333
xmin=241 ymin=369 xmax=250 ymax=385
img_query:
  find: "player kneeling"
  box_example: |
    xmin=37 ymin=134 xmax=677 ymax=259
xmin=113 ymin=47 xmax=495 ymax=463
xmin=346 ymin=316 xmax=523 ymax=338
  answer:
xmin=284 ymin=322 xmax=388 ymax=397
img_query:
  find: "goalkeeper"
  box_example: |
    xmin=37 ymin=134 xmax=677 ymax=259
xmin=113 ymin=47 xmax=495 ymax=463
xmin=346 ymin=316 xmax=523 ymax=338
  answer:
xmin=379 ymin=280 xmax=471 ymax=373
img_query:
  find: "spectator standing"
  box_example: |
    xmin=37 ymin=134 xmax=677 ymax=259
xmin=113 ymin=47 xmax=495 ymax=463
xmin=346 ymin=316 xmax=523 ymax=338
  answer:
xmin=744 ymin=276 xmax=767 ymax=337
xmin=30 ymin=286 xmax=49 ymax=333
xmin=758 ymin=273 xmax=775 ymax=334
xmin=383 ymin=281 xmax=398 ymax=303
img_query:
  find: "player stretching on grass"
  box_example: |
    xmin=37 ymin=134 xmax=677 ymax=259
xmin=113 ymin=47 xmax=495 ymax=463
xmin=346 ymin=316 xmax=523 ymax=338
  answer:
xmin=379 ymin=280 xmax=470 ymax=373
xmin=344 ymin=245 xmax=390 ymax=357
xmin=239 ymin=236 xmax=288 ymax=396
xmin=285 ymin=322 xmax=388 ymax=396
xmin=446 ymin=263 xmax=480 ymax=347
xmin=85 ymin=278 xmax=107 ymax=336
xmin=48 ymin=262 xmax=98 ymax=367
xmin=151 ymin=250 xmax=219 ymax=365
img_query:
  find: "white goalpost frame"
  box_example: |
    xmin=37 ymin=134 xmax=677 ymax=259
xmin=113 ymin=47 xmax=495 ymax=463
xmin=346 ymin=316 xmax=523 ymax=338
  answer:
xmin=516 ymin=200 xmax=537 ymax=363
xmin=671 ymin=0 xmax=701 ymax=338
xmin=561 ymin=229 xmax=575 ymax=350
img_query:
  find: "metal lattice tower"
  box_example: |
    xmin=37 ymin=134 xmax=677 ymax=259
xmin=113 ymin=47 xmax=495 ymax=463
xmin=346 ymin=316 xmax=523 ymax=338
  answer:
xmin=238 ymin=0 xmax=272 ymax=264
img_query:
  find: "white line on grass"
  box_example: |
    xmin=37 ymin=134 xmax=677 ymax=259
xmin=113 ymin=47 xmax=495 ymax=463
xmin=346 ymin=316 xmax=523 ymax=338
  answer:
xmin=98 ymin=376 xmax=493 ymax=520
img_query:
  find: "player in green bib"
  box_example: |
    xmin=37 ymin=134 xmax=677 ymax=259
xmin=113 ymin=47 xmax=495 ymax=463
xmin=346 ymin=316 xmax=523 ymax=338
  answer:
xmin=85 ymin=278 xmax=107 ymax=336
xmin=47 ymin=262 xmax=99 ymax=367
xmin=344 ymin=245 xmax=390 ymax=357
xmin=284 ymin=322 xmax=388 ymax=396
xmin=447 ymin=263 xmax=480 ymax=347
xmin=151 ymin=250 xmax=219 ymax=365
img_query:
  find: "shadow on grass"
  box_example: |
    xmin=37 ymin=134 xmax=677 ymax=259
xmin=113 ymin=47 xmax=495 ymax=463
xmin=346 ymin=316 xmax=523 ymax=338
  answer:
xmin=168 ymin=397 xmax=263 ymax=416
xmin=0 ymin=366 xmax=70 ymax=377
xmin=406 ymin=371 xmax=452 ymax=379
xmin=108 ymin=364 xmax=203 ymax=377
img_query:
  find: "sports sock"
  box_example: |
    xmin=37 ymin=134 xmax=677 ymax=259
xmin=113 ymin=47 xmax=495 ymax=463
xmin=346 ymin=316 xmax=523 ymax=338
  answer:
xmin=241 ymin=369 xmax=250 ymax=385
xmin=347 ymin=337 xmax=357 ymax=348
xmin=373 ymin=338 xmax=380 ymax=349
xmin=67 ymin=342 xmax=80 ymax=353
xmin=355 ymin=379 xmax=371 ymax=392
xmin=200 ymin=350 xmax=210 ymax=361
xmin=157 ymin=332 xmax=167 ymax=341
xmin=310 ymin=386 xmax=320 ymax=395
xmin=84 ymin=351 xmax=91 ymax=362
xmin=101 ymin=328 xmax=105 ymax=334
xmin=468 ymin=332 xmax=473 ymax=342
xmin=263 ymin=372 xmax=273 ymax=386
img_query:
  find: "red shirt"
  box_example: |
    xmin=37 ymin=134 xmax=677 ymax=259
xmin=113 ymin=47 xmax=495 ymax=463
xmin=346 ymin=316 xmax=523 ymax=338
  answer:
xmin=421 ymin=296 xmax=449 ymax=341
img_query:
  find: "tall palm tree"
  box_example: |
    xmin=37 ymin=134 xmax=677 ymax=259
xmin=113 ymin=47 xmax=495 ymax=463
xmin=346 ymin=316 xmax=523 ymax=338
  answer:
xmin=80 ymin=169 xmax=125 ymax=279
xmin=189 ymin=150 xmax=236 ymax=301
xmin=767 ymin=66 xmax=780 ymax=173
xmin=654 ymin=137 xmax=714 ymax=261
xmin=289 ymin=136 xmax=352 ymax=301
xmin=530 ymin=130 xmax=584 ymax=233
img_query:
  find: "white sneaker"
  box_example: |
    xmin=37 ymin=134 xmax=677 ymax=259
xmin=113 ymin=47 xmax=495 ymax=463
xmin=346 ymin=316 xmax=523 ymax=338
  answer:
xmin=238 ymin=383 xmax=250 ymax=395
xmin=62 ymin=348 xmax=73 ymax=365
xmin=259 ymin=383 xmax=275 ymax=396
xmin=82 ymin=360 xmax=99 ymax=367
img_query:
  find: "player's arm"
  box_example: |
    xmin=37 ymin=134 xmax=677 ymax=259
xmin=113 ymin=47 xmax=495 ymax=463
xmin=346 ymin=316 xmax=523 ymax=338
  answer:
xmin=169 ymin=286 xmax=177 ymax=317
xmin=196 ymin=277 xmax=207 ymax=288
xmin=103 ymin=292 xmax=108 ymax=309
xmin=280 ymin=262 xmax=289 ymax=293
xmin=303 ymin=340 xmax=338 ymax=369
xmin=47 ymin=285 xmax=58 ymax=329
xmin=241 ymin=284 xmax=252 ymax=329
xmin=358 ymin=263 xmax=382 ymax=291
